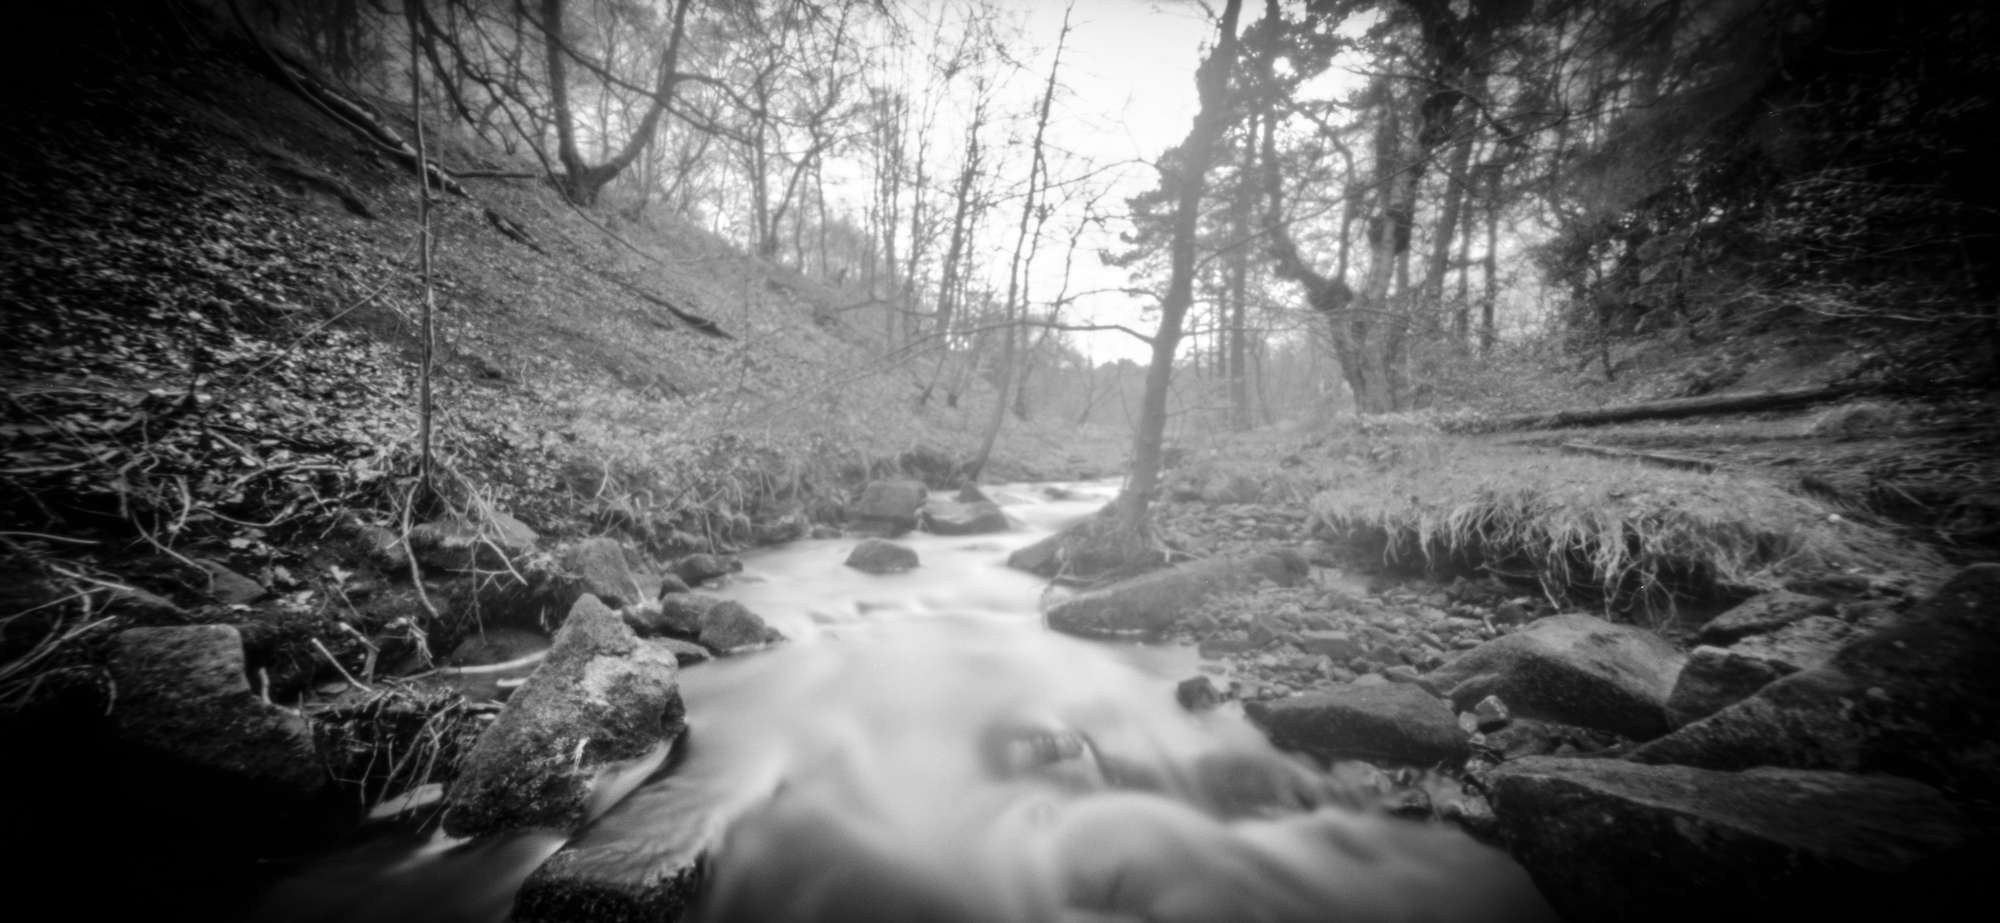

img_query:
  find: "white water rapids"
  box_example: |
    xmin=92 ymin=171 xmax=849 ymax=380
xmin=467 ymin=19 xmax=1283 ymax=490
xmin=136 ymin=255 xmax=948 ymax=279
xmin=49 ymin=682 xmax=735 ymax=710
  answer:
xmin=254 ymin=481 xmax=1554 ymax=922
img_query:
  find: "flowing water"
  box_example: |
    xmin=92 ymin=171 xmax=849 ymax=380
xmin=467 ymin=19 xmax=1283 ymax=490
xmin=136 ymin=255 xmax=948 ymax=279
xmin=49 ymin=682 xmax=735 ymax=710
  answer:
xmin=255 ymin=481 xmax=1554 ymax=922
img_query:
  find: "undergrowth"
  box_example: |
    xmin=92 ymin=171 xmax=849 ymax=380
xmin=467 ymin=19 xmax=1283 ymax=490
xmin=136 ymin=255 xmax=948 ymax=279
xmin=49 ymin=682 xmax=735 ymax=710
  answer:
xmin=1303 ymin=427 xmax=1943 ymax=621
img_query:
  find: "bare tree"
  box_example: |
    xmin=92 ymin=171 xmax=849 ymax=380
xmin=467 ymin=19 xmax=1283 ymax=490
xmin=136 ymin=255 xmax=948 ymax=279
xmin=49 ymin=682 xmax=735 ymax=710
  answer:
xmin=536 ymin=0 xmax=694 ymax=205
xmin=968 ymin=3 xmax=1072 ymax=480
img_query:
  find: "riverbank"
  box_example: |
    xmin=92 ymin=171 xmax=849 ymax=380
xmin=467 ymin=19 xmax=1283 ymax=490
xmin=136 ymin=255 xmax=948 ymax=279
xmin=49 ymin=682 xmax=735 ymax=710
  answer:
xmin=1039 ymin=426 xmax=1991 ymax=920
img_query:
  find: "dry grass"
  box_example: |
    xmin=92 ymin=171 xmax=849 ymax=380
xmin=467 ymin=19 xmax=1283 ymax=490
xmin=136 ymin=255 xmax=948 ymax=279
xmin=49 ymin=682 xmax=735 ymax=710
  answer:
xmin=1304 ymin=428 xmax=1943 ymax=620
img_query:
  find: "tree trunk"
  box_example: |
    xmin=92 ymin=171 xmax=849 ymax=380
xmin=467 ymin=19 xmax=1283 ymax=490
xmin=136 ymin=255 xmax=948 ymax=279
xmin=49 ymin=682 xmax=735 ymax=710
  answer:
xmin=1428 ymin=119 xmax=1475 ymax=346
xmin=539 ymin=0 xmax=691 ymax=206
xmin=1480 ymin=162 xmax=1500 ymax=354
xmin=1119 ymin=0 xmax=1243 ymax=533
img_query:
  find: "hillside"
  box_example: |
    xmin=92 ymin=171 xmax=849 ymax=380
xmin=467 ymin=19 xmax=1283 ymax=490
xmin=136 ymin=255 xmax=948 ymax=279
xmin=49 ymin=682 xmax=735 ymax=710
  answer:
xmin=0 ymin=4 xmax=1129 ymax=757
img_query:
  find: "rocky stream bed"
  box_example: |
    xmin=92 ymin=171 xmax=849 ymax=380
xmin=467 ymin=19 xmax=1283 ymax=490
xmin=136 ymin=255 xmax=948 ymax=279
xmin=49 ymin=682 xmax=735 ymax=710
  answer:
xmin=29 ymin=477 xmax=1995 ymax=923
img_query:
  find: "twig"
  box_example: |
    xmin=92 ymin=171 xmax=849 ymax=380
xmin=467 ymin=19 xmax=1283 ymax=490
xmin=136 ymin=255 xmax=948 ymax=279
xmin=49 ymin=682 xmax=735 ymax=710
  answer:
xmin=336 ymin=621 xmax=381 ymax=682
xmin=397 ymin=480 xmax=444 ymax=630
xmin=311 ymin=637 xmax=371 ymax=693
xmin=0 ymin=532 xmax=100 ymax=545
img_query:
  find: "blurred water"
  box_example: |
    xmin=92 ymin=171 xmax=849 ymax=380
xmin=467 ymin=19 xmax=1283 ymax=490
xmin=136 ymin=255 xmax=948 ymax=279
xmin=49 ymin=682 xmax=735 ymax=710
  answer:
xmin=253 ymin=480 xmax=1553 ymax=922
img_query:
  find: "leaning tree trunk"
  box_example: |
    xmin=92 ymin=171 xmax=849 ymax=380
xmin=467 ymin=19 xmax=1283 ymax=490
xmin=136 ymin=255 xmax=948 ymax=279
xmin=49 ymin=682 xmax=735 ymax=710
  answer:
xmin=1119 ymin=0 xmax=1244 ymax=533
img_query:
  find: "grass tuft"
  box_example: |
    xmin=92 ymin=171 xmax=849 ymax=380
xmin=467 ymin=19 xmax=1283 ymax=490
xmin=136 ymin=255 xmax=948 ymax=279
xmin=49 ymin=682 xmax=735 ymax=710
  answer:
xmin=1305 ymin=429 xmax=1941 ymax=621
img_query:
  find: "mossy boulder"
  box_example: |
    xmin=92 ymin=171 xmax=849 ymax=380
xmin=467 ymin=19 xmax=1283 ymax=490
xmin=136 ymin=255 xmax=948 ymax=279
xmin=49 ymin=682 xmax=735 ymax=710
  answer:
xmin=442 ymin=596 xmax=685 ymax=837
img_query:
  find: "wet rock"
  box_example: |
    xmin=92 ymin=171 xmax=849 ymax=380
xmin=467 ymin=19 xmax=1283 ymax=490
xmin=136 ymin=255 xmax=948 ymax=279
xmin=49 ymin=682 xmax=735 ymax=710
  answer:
xmin=1696 ymin=590 xmax=1836 ymax=645
xmin=407 ymin=507 xmax=538 ymax=573
xmin=669 ymin=553 xmax=738 ymax=587
xmin=1422 ymin=614 xmax=1685 ymax=740
xmin=622 ymin=599 xmax=684 ymax=637
xmin=694 ymin=600 xmax=784 ymax=655
xmin=845 ymin=538 xmax=919 ymax=574
xmin=752 ymin=511 xmax=809 ymax=545
xmin=655 ymin=573 xmax=692 ymax=596
xmin=920 ymin=496 xmax=1010 ymax=535
xmin=1663 ymin=647 xmax=1790 ymax=728
xmin=1665 ymin=616 xmax=1849 ymax=727
xmin=979 ymin=722 xmax=1105 ymax=790
xmin=198 ymin=559 xmax=266 ymax=605
xmin=1381 ymin=787 xmax=1433 ymax=819
xmin=564 ymin=537 xmax=644 ymax=609
xmin=1473 ymin=717 xmax=1622 ymax=761
xmin=1472 ymin=695 xmax=1511 ymax=731
xmin=1005 ymin=533 xmax=1061 ymax=575
xmin=653 ymin=637 xmax=712 ymax=667
xmin=1245 ymin=683 xmax=1468 ymax=766
xmin=513 ymin=779 xmax=711 ymax=923
xmin=847 ymin=479 xmax=926 ymax=535
xmin=109 ymin=625 xmax=326 ymax=806
xmin=1176 ymin=675 xmax=1226 ymax=711
xmin=1293 ymin=631 xmax=1365 ymax=662
xmin=1046 ymin=792 xmax=1556 ymax=923
xmin=1046 ymin=550 xmax=1309 ymax=641
xmin=1440 ymin=794 xmax=1501 ymax=845
xmin=1198 ymin=635 xmax=1262 ymax=657
xmin=1383 ymin=664 xmax=1424 ymax=684
xmin=443 ymin=596 xmax=685 ymax=837
xmin=1630 ymin=564 xmax=2000 ymax=794
xmin=1729 ymin=613 xmax=1849 ymax=665
xmin=1485 ymin=756 xmax=1974 ymax=922
xmin=1188 ymin=750 xmax=1343 ymax=817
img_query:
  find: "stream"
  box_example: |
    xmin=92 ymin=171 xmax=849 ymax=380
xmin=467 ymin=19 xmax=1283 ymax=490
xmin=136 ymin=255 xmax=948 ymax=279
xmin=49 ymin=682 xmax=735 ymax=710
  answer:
xmin=252 ymin=481 xmax=1553 ymax=922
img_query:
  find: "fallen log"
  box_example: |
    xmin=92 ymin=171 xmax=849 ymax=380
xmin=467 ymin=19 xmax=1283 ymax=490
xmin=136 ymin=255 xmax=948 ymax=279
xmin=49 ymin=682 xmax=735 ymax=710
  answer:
xmin=1481 ymin=385 xmax=1856 ymax=432
xmin=1557 ymin=442 xmax=1720 ymax=473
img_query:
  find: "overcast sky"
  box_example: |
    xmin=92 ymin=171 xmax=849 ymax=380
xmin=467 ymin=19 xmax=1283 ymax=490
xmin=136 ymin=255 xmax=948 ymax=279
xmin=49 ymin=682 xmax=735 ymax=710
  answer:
xmin=991 ymin=0 xmax=1218 ymax=363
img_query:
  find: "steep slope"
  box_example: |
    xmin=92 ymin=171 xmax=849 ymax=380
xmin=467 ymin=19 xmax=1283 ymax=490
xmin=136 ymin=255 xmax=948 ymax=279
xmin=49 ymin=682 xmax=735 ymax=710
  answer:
xmin=0 ymin=9 xmax=1126 ymax=711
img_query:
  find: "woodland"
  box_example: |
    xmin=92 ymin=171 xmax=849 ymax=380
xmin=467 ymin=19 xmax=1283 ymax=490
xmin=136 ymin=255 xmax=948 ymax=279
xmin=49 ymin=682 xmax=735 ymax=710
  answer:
xmin=0 ymin=0 xmax=1996 ymax=921
xmin=216 ymin=0 xmax=1999 ymax=534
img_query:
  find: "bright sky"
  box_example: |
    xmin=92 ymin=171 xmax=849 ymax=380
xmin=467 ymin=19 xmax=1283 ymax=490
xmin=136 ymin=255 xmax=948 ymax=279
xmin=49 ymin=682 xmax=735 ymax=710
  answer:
xmin=993 ymin=1 xmax=1219 ymax=364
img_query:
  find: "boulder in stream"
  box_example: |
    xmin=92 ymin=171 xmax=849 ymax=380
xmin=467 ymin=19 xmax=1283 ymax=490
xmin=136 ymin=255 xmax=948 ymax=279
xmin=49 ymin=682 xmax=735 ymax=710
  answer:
xmin=563 ymin=536 xmax=646 ymax=609
xmin=920 ymin=493 xmax=1010 ymax=535
xmin=512 ymin=780 xmax=711 ymax=923
xmin=846 ymin=537 xmax=920 ymax=574
xmin=627 ymin=592 xmax=783 ymax=655
xmin=847 ymin=479 xmax=927 ymax=535
xmin=695 ymin=599 xmax=785 ymax=655
xmin=443 ymin=596 xmax=685 ymax=837
xmin=1046 ymin=550 xmax=1309 ymax=640
xmin=1422 ymin=614 xmax=1684 ymax=740
xmin=1484 ymin=756 xmax=1975 ymax=922
xmin=669 ymin=552 xmax=739 ymax=587
xmin=1245 ymin=682 xmax=1468 ymax=766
